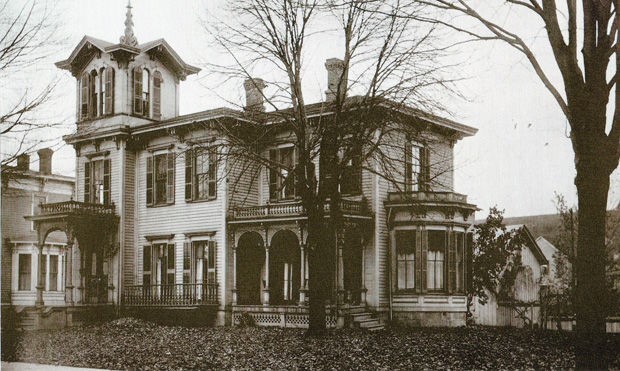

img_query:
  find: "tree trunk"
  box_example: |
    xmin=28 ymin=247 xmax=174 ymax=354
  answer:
xmin=306 ymin=214 xmax=330 ymax=336
xmin=574 ymin=157 xmax=611 ymax=369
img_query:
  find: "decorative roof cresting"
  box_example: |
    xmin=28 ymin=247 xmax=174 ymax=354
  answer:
xmin=119 ymin=0 xmax=138 ymax=47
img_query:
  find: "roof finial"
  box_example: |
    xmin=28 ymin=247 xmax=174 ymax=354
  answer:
xmin=119 ymin=0 xmax=138 ymax=47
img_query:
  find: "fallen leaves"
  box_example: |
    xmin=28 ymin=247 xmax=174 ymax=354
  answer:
xmin=4 ymin=318 xmax=620 ymax=370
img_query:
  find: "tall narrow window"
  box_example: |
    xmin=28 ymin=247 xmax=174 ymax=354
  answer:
xmin=18 ymin=254 xmax=32 ymax=291
xmin=405 ymin=142 xmax=421 ymax=192
xmin=49 ymin=255 xmax=58 ymax=291
xmin=147 ymin=153 xmax=175 ymax=206
xmin=133 ymin=67 xmax=150 ymax=116
xmin=153 ymin=71 xmax=162 ymax=120
xmin=268 ymin=146 xmax=296 ymax=201
xmin=84 ymin=159 xmax=111 ymax=204
xmin=427 ymin=230 xmax=446 ymax=291
xmin=455 ymin=232 xmax=465 ymax=293
xmin=206 ymin=240 xmax=216 ymax=283
xmin=104 ymin=66 xmax=114 ymax=115
xmin=183 ymin=243 xmax=192 ymax=285
xmin=80 ymin=73 xmax=89 ymax=120
xmin=185 ymin=148 xmax=217 ymax=201
xmin=341 ymin=148 xmax=362 ymax=195
xmin=89 ymin=70 xmax=98 ymax=118
xmin=396 ymin=230 xmax=416 ymax=290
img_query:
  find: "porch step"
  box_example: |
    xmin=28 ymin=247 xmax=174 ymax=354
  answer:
xmin=349 ymin=310 xmax=385 ymax=331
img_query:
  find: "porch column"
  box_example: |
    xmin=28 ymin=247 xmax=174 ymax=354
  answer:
xmin=35 ymin=244 xmax=45 ymax=307
xmin=232 ymin=245 xmax=238 ymax=305
xmin=299 ymin=243 xmax=306 ymax=305
xmin=337 ymin=234 xmax=345 ymax=305
xmin=263 ymin=245 xmax=270 ymax=306
xmin=360 ymin=242 xmax=367 ymax=305
xmin=65 ymin=240 xmax=74 ymax=306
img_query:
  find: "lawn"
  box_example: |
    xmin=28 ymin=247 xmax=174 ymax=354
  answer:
xmin=3 ymin=318 xmax=620 ymax=370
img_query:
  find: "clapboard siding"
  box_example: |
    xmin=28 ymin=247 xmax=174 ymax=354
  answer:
xmin=228 ymin=157 xmax=260 ymax=208
xmin=135 ymin=145 xmax=227 ymax=307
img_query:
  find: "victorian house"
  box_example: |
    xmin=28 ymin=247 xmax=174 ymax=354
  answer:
xmin=25 ymin=4 xmax=478 ymax=329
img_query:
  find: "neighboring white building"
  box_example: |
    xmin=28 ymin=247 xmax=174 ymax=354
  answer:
xmin=24 ymin=3 xmax=478 ymax=329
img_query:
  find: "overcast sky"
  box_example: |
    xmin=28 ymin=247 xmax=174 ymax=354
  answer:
xmin=5 ymin=0 xmax=619 ymax=218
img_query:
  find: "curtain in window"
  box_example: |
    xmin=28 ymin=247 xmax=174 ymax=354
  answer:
xmin=427 ymin=230 xmax=446 ymax=291
xmin=396 ymin=230 xmax=416 ymax=290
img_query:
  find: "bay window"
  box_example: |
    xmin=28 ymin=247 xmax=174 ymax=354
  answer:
xmin=18 ymin=254 xmax=32 ymax=291
xmin=427 ymin=230 xmax=446 ymax=291
xmin=396 ymin=230 xmax=416 ymax=290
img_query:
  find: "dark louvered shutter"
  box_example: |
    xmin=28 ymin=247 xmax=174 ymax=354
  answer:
xmin=269 ymin=149 xmax=278 ymax=201
xmin=105 ymin=67 xmax=114 ymax=114
xmin=208 ymin=149 xmax=217 ymax=198
xmin=81 ymin=73 xmax=89 ymax=120
xmin=153 ymin=72 xmax=162 ymax=120
xmin=420 ymin=229 xmax=428 ymax=293
xmin=133 ymin=68 xmax=143 ymax=115
xmin=146 ymin=156 xmax=153 ymax=206
xmin=84 ymin=161 xmax=91 ymax=203
xmin=103 ymin=159 xmax=111 ymax=205
xmin=448 ymin=230 xmax=456 ymax=294
xmin=421 ymin=147 xmax=430 ymax=191
xmin=166 ymin=153 xmax=175 ymax=204
xmin=185 ymin=149 xmax=193 ymax=201
xmin=404 ymin=142 xmax=412 ymax=192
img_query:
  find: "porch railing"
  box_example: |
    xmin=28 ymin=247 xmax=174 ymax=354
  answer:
xmin=122 ymin=283 xmax=218 ymax=307
xmin=232 ymin=199 xmax=367 ymax=219
xmin=39 ymin=201 xmax=116 ymax=215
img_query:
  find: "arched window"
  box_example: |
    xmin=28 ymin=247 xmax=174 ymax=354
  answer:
xmin=89 ymin=70 xmax=98 ymax=118
xmin=80 ymin=72 xmax=89 ymax=120
xmin=153 ymin=71 xmax=162 ymax=120
xmin=133 ymin=67 xmax=150 ymax=117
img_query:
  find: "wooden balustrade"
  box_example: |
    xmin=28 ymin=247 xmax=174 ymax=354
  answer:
xmin=232 ymin=200 xmax=367 ymax=219
xmin=39 ymin=201 xmax=116 ymax=215
xmin=122 ymin=283 xmax=218 ymax=307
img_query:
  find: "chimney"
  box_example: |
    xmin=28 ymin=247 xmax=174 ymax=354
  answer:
xmin=16 ymin=154 xmax=30 ymax=171
xmin=37 ymin=148 xmax=53 ymax=175
xmin=244 ymin=78 xmax=266 ymax=112
xmin=325 ymin=58 xmax=346 ymax=102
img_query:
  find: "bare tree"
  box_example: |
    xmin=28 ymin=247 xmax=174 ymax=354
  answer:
xmin=200 ymin=0 xmax=459 ymax=334
xmin=0 ymin=0 xmax=66 ymax=178
xmin=405 ymin=0 xmax=620 ymax=367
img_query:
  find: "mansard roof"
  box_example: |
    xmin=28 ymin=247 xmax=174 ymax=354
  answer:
xmin=55 ymin=35 xmax=200 ymax=79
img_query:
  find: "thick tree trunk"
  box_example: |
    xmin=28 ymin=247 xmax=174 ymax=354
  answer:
xmin=574 ymin=157 xmax=611 ymax=369
xmin=306 ymin=214 xmax=330 ymax=336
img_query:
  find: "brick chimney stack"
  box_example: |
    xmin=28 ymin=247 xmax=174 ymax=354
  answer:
xmin=37 ymin=148 xmax=53 ymax=175
xmin=16 ymin=154 xmax=30 ymax=171
xmin=325 ymin=58 xmax=346 ymax=102
xmin=244 ymin=78 xmax=266 ymax=112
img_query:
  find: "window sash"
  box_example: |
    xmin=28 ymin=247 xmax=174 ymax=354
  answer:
xmin=269 ymin=146 xmax=296 ymax=201
xmin=49 ymin=255 xmax=58 ymax=291
xmin=18 ymin=254 xmax=32 ymax=291
xmin=396 ymin=230 xmax=416 ymax=290
xmin=151 ymin=153 xmax=175 ymax=205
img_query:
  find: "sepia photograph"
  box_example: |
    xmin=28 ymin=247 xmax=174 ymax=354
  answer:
xmin=1 ymin=0 xmax=619 ymax=369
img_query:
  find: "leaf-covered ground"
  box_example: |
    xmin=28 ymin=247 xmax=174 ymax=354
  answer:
xmin=3 ymin=318 xmax=620 ymax=370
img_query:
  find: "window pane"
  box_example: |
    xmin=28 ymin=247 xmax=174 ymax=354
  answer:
xmin=19 ymin=254 xmax=32 ymax=291
xmin=143 ymin=246 xmax=151 ymax=272
xmin=49 ymin=255 xmax=58 ymax=291
xmin=183 ymin=244 xmax=191 ymax=270
xmin=195 ymin=151 xmax=209 ymax=199
xmin=406 ymin=261 xmax=415 ymax=289
xmin=396 ymin=230 xmax=416 ymax=289
xmin=397 ymin=261 xmax=406 ymax=289
xmin=167 ymin=245 xmax=175 ymax=270
xmin=456 ymin=232 xmax=464 ymax=292
xmin=155 ymin=155 xmax=167 ymax=203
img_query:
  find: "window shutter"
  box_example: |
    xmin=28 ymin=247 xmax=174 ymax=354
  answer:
xmin=105 ymin=67 xmax=114 ymax=114
xmin=103 ymin=159 xmax=111 ymax=205
xmin=81 ymin=73 xmax=89 ymax=119
xmin=404 ymin=142 xmax=412 ymax=192
xmin=415 ymin=228 xmax=422 ymax=293
xmin=146 ymin=156 xmax=153 ymax=206
xmin=448 ymin=230 xmax=456 ymax=294
xmin=269 ymin=149 xmax=278 ymax=201
xmin=84 ymin=161 xmax=91 ymax=203
xmin=133 ymin=68 xmax=143 ymax=115
xmin=166 ymin=152 xmax=175 ymax=204
xmin=185 ymin=149 xmax=193 ymax=201
xmin=153 ymin=72 xmax=162 ymax=120
xmin=208 ymin=148 xmax=217 ymax=198
xmin=466 ymin=232 xmax=473 ymax=293
xmin=421 ymin=147 xmax=430 ymax=191
xmin=89 ymin=71 xmax=97 ymax=118
xmin=420 ymin=229 xmax=428 ymax=293
xmin=209 ymin=240 xmax=216 ymax=281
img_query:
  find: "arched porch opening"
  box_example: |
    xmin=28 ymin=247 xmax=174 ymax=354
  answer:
xmin=269 ymin=230 xmax=300 ymax=305
xmin=237 ymin=232 xmax=264 ymax=305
